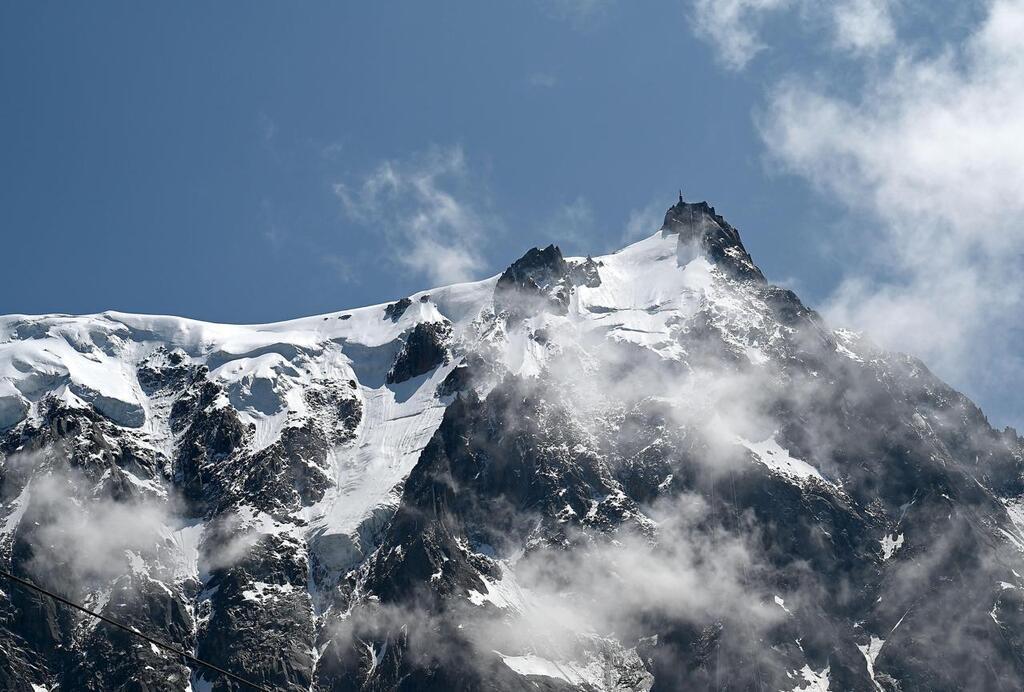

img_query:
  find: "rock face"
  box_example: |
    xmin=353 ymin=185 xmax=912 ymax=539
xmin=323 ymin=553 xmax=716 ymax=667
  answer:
xmin=384 ymin=297 xmax=413 ymax=322
xmin=495 ymin=244 xmax=574 ymax=316
xmin=2 ymin=198 xmax=1024 ymax=691
xmin=662 ymin=199 xmax=765 ymax=282
xmin=494 ymin=244 xmax=607 ymax=320
xmin=386 ymin=321 xmax=452 ymax=385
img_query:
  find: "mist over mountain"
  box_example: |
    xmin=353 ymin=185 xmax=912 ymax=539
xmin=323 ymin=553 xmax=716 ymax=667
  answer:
xmin=2 ymin=198 xmax=1023 ymax=691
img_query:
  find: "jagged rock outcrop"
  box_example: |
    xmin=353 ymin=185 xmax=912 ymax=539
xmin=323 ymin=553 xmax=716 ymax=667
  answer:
xmin=568 ymin=255 xmax=603 ymax=288
xmin=493 ymin=244 xmax=606 ymax=321
xmin=387 ymin=321 xmax=452 ymax=385
xmin=384 ymin=297 xmax=413 ymax=322
xmin=495 ymin=244 xmax=574 ymax=317
xmin=662 ymin=198 xmax=765 ymax=282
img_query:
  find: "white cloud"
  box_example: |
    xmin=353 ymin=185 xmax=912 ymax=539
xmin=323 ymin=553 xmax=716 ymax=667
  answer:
xmin=759 ymin=0 xmax=1024 ymax=415
xmin=21 ymin=469 xmax=177 ymax=591
xmin=831 ymin=0 xmax=896 ymax=54
xmin=334 ymin=146 xmax=494 ymax=287
xmin=691 ymin=0 xmax=896 ymax=69
xmin=691 ymin=0 xmax=793 ymax=70
xmin=493 ymin=494 xmax=781 ymax=654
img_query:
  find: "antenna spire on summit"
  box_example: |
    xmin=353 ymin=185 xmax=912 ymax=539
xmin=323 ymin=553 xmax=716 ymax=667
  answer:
xmin=678 ymin=189 xmax=683 ymax=204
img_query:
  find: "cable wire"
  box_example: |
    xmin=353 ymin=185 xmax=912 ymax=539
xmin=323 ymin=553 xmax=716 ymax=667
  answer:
xmin=0 ymin=568 xmax=272 ymax=692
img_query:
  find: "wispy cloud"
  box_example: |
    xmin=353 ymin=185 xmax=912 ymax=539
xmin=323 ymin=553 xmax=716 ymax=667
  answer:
xmin=541 ymin=195 xmax=682 ymax=255
xmin=333 ymin=146 xmax=496 ymax=287
xmin=22 ymin=470 xmax=175 ymax=590
xmin=623 ymin=198 xmax=667 ymax=242
xmin=257 ymin=111 xmax=277 ymax=144
xmin=542 ymin=196 xmax=595 ymax=251
xmin=542 ymin=195 xmax=674 ymax=255
xmin=690 ymin=0 xmax=793 ymax=71
xmin=259 ymin=198 xmax=288 ymax=250
xmin=321 ymin=253 xmax=359 ymax=284
xmin=539 ymin=0 xmax=615 ymax=28
xmin=527 ymin=72 xmax=559 ymax=88
xmin=691 ymin=0 xmax=896 ymax=69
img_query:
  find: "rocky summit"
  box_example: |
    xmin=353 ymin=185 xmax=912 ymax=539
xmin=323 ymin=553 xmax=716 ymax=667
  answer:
xmin=2 ymin=198 xmax=1023 ymax=691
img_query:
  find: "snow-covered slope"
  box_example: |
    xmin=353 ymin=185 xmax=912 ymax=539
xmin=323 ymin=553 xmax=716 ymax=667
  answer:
xmin=2 ymin=198 xmax=1024 ymax=692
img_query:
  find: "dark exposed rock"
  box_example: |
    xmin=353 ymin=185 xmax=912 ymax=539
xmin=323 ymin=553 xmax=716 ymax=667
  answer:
xmin=437 ymin=364 xmax=472 ymax=397
xmin=662 ymin=199 xmax=765 ymax=282
xmin=384 ymin=297 xmax=413 ymax=322
xmin=495 ymin=244 xmax=573 ymax=316
xmin=436 ymin=353 xmax=493 ymax=397
xmin=172 ymin=379 xmax=248 ymax=511
xmin=238 ymin=421 xmax=332 ymax=511
xmin=1 ymin=395 xmax=162 ymax=493
xmin=494 ymin=246 xmax=603 ymax=321
xmin=386 ymin=321 xmax=452 ymax=385
xmin=64 ymin=576 xmax=195 ymax=691
xmin=568 ymin=255 xmax=603 ymax=288
xmin=303 ymin=378 xmax=363 ymax=444
xmin=198 ymin=532 xmax=314 ymax=692
xmin=336 ymin=396 xmax=362 ymax=439
xmin=136 ymin=347 xmax=197 ymax=395
xmin=498 ymin=244 xmax=569 ymax=291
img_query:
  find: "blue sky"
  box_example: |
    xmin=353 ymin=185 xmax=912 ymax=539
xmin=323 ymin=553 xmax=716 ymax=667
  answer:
xmin=1 ymin=1 xmax=1021 ymax=428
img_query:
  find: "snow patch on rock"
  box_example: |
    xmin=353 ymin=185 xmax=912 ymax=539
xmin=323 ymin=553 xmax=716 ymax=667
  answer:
xmin=737 ymin=434 xmax=827 ymax=485
xmin=790 ymin=664 xmax=831 ymax=691
xmin=880 ymin=532 xmax=904 ymax=561
xmin=857 ymin=636 xmax=885 ymax=692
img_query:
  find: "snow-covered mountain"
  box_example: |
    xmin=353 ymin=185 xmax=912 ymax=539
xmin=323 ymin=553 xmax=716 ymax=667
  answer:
xmin=2 ymin=198 xmax=1023 ymax=691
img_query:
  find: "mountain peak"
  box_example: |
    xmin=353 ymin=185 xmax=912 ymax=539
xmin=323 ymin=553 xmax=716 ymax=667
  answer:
xmin=661 ymin=196 xmax=765 ymax=282
xmin=8 ymin=188 xmax=1024 ymax=692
